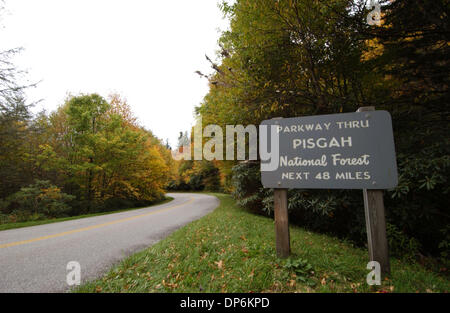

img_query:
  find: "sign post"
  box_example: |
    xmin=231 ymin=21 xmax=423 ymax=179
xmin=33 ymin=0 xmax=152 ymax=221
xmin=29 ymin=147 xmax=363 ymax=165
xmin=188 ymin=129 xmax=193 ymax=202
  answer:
xmin=260 ymin=109 xmax=398 ymax=274
xmin=357 ymin=106 xmax=390 ymax=277
xmin=274 ymin=189 xmax=290 ymax=258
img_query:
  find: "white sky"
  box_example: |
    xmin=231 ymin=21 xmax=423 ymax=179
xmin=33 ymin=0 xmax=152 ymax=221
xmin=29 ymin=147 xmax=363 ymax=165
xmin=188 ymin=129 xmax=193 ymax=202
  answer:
xmin=0 ymin=0 xmax=230 ymax=147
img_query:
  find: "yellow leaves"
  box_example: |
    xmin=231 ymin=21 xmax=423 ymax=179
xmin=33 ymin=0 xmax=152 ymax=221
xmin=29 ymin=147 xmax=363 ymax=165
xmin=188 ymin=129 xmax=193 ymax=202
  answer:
xmin=221 ymin=284 xmax=228 ymax=293
xmin=270 ymin=101 xmax=279 ymax=113
xmin=53 ymin=92 xmax=174 ymax=205
xmin=38 ymin=187 xmax=62 ymax=200
xmin=107 ymin=93 xmax=138 ymax=127
xmin=361 ymin=38 xmax=384 ymax=62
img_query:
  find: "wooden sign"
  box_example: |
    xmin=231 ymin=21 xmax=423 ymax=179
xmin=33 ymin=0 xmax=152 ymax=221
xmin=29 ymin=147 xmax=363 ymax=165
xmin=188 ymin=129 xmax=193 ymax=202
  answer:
xmin=260 ymin=111 xmax=398 ymax=189
xmin=261 ymin=108 xmax=396 ymax=277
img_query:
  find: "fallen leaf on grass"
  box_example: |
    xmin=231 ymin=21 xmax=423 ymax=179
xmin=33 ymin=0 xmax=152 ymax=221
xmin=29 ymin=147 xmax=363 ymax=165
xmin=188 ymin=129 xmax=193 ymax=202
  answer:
xmin=215 ymin=260 xmax=224 ymax=270
xmin=350 ymin=282 xmax=361 ymax=292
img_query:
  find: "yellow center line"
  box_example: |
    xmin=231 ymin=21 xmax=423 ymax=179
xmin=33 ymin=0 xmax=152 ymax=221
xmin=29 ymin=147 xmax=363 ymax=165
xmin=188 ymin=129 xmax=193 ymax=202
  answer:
xmin=0 ymin=197 xmax=194 ymax=249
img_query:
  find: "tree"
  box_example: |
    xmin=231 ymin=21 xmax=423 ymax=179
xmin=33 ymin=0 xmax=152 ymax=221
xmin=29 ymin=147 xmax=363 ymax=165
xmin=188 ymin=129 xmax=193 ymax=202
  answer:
xmin=0 ymin=37 xmax=36 ymax=197
xmin=7 ymin=180 xmax=75 ymax=219
xmin=197 ymin=0 xmax=449 ymax=257
xmin=38 ymin=93 xmax=175 ymax=212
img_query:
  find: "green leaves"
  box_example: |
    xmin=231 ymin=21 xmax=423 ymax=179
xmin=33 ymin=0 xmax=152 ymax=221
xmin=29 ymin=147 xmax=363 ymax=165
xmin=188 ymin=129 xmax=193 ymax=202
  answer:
xmin=0 ymin=90 xmax=176 ymax=223
xmin=419 ymin=176 xmax=439 ymax=191
xmin=6 ymin=180 xmax=75 ymax=219
xmin=56 ymin=94 xmax=172 ymax=205
xmin=66 ymin=94 xmax=110 ymax=134
xmin=282 ymin=257 xmax=316 ymax=287
xmin=283 ymin=257 xmax=314 ymax=282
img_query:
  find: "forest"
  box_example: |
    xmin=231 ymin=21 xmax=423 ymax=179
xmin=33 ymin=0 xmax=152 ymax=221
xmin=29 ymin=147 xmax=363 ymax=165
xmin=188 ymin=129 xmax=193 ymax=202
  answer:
xmin=170 ymin=0 xmax=449 ymax=262
xmin=0 ymin=81 xmax=177 ymax=223
xmin=0 ymin=0 xmax=448 ymax=265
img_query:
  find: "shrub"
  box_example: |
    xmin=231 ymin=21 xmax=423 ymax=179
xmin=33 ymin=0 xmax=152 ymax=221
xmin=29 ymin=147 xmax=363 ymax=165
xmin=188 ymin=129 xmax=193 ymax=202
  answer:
xmin=7 ymin=180 xmax=75 ymax=219
xmin=169 ymin=160 xmax=221 ymax=192
xmin=438 ymin=226 xmax=450 ymax=264
xmin=231 ymin=161 xmax=443 ymax=259
xmin=0 ymin=199 xmax=8 ymax=214
xmin=231 ymin=162 xmax=265 ymax=213
xmin=386 ymin=223 xmax=421 ymax=261
xmin=283 ymin=257 xmax=315 ymax=285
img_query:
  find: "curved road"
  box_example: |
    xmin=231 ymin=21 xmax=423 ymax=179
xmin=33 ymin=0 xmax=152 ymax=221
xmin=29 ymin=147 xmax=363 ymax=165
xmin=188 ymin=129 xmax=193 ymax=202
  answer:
xmin=0 ymin=193 xmax=219 ymax=293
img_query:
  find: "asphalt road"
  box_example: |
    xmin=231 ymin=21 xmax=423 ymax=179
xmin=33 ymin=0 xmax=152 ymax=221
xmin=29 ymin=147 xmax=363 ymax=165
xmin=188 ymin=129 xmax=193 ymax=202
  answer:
xmin=0 ymin=193 xmax=219 ymax=293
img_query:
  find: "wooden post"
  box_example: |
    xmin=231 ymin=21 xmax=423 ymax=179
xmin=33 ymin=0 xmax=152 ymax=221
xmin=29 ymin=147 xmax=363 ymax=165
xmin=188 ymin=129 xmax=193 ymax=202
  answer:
xmin=274 ymin=189 xmax=290 ymax=258
xmin=357 ymin=106 xmax=391 ymax=277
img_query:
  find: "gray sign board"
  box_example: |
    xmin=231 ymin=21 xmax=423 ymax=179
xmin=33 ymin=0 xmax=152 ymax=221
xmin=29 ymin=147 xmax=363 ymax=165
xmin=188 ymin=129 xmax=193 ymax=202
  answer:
xmin=260 ymin=111 xmax=398 ymax=189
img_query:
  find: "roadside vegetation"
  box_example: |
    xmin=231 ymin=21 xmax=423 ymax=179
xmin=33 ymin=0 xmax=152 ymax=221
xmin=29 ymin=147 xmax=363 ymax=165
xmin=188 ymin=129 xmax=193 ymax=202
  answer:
xmin=1 ymin=0 xmax=448 ymax=285
xmin=0 ymin=91 xmax=177 ymax=227
xmin=0 ymin=197 xmax=173 ymax=232
xmin=0 ymin=5 xmax=178 ymax=228
xmin=168 ymin=0 xmax=449 ymax=265
xmin=0 ymin=26 xmax=178 ymax=227
xmin=75 ymin=194 xmax=449 ymax=293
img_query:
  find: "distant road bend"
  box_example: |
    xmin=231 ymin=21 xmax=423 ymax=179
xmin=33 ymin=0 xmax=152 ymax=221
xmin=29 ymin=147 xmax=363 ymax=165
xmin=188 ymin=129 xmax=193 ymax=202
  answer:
xmin=0 ymin=193 xmax=219 ymax=293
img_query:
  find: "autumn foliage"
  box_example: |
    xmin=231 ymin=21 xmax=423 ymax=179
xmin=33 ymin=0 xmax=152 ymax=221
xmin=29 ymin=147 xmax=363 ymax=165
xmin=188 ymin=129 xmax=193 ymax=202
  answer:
xmin=0 ymin=93 xmax=175 ymax=221
xmin=193 ymin=0 xmax=449 ymax=259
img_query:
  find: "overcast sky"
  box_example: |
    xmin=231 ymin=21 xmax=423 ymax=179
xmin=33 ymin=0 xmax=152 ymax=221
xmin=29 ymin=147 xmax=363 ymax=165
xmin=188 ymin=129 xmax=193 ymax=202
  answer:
xmin=0 ymin=0 xmax=230 ymax=147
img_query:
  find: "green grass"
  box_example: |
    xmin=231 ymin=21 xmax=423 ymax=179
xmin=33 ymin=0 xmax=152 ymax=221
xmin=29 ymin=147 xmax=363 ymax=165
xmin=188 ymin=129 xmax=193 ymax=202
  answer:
xmin=0 ymin=197 xmax=174 ymax=232
xmin=75 ymin=193 xmax=449 ymax=293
